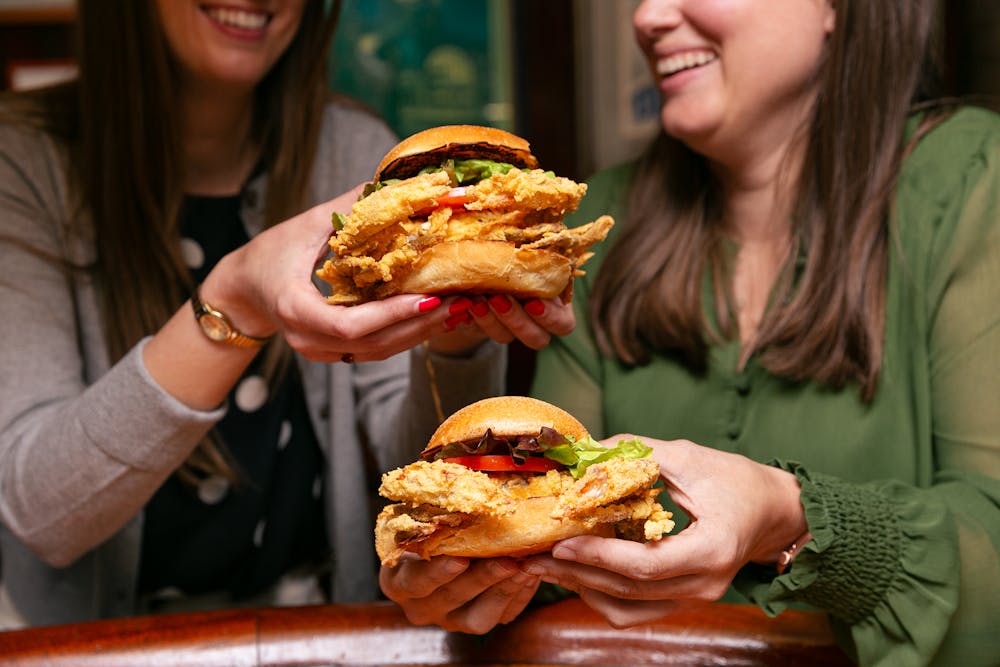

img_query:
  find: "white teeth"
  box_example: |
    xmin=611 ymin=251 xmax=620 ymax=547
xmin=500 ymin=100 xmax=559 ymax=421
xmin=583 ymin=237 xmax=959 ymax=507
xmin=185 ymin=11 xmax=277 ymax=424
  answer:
xmin=205 ymin=6 xmax=270 ymax=31
xmin=656 ymin=51 xmax=717 ymax=77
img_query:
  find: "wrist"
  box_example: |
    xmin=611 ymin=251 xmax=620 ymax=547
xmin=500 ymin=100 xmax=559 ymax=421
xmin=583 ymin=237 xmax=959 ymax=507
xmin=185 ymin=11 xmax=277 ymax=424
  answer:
xmin=199 ymin=253 xmax=276 ymax=340
xmin=750 ymin=465 xmax=809 ymax=566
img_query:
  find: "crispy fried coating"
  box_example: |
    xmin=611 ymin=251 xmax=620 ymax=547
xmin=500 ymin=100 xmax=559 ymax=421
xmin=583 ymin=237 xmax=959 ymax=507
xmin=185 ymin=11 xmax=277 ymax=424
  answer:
xmin=464 ymin=169 xmax=586 ymax=215
xmin=557 ymin=456 xmax=661 ymax=515
xmin=523 ymin=214 xmax=616 ymax=264
xmin=330 ymin=171 xmax=453 ymax=253
xmin=378 ymin=456 xmax=672 ymax=563
xmin=379 ymin=460 xmax=515 ymax=516
xmin=316 ymin=166 xmax=611 ymax=303
xmin=380 ymin=457 xmax=663 ymax=520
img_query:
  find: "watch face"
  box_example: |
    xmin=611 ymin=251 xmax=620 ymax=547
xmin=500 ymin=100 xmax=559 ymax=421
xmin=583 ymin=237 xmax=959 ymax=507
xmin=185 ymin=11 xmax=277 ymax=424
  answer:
xmin=200 ymin=313 xmax=232 ymax=342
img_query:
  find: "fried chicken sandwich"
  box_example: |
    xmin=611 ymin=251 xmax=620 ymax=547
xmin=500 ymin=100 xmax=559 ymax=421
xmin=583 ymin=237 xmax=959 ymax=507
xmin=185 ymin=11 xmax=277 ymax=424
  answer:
xmin=375 ymin=396 xmax=674 ymax=567
xmin=316 ymin=125 xmax=614 ymax=305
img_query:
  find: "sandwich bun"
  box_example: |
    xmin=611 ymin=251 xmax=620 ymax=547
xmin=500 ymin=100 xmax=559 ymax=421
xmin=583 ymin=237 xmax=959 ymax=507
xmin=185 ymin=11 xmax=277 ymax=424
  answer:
xmin=375 ymin=124 xmax=538 ymax=182
xmin=421 ymin=395 xmax=589 ymax=459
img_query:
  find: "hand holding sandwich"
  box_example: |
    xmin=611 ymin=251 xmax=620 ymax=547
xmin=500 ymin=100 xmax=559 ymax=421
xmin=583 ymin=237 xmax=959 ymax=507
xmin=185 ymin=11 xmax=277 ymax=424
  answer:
xmin=520 ymin=438 xmax=809 ymax=628
xmin=377 ymin=397 xmax=674 ymax=634
xmin=379 ymin=555 xmax=541 ymax=635
xmin=380 ymin=426 xmax=808 ymax=635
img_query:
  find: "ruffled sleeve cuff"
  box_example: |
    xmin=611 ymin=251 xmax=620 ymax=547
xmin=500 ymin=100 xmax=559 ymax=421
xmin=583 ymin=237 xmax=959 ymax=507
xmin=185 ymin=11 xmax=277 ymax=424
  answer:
xmin=733 ymin=460 xmax=958 ymax=665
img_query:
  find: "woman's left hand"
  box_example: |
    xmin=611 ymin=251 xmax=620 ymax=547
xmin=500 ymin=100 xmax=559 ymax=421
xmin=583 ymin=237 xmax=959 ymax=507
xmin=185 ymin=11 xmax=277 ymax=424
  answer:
xmin=521 ymin=437 xmax=808 ymax=627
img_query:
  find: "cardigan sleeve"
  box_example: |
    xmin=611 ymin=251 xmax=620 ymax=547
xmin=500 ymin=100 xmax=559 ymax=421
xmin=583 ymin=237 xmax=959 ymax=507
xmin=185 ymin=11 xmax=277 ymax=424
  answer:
xmin=734 ymin=108 xmax=1000 ymax=667
xmin=0 ymin=123 xmax=223 ymax=567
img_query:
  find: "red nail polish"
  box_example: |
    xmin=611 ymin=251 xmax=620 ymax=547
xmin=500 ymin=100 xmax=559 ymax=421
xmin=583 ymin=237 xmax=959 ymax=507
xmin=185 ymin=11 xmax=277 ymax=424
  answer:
xmin=524 ymin=299 xmax=546 ymax=316
xmin=449 ymin=297 xmax=472 ymax=314
xmin=471 ymin=301 xmax=490 ymax=317
xmin=417 ymin=296 xmax=441 ymax=313
xmin=489 ymin=295 xmax=512 ymax=314
xmin=444 ymin=311 xmax=472 ymax=330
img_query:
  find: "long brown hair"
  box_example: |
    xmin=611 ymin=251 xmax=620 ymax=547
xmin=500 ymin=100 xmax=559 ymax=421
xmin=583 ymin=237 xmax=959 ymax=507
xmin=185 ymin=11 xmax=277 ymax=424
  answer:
xmin=2 ymin=0 xmax=342 ymax=479
xmin=592 ymin=0 xmax=941 ymax=400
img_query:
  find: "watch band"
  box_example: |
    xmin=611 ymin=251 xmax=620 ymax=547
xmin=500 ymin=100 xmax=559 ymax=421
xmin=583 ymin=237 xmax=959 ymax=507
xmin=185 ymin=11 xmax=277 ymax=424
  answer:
xmin=191 ymin=287 xmax=272 ymax=349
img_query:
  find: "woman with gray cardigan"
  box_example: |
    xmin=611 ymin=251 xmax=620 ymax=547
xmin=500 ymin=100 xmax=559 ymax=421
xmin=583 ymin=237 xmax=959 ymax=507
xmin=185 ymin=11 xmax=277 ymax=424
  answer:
xmin=0 ymin=0 xmax=571 ymax=626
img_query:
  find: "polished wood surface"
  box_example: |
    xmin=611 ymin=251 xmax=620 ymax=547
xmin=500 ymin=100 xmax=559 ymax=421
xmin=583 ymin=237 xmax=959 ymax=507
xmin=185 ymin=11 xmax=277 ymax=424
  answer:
xmin=0 ymin=598 xmax=851 ymax=666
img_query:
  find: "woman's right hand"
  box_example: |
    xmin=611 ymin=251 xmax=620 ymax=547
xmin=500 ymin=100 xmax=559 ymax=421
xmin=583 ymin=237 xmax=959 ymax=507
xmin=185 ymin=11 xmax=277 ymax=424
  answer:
xmin=379 ymin=555 xmax=540 ymax=635
xmin=205 ymin=183 xmax=581 ymax=363
xmin=202 ymin=184 xmax=460 ymax=363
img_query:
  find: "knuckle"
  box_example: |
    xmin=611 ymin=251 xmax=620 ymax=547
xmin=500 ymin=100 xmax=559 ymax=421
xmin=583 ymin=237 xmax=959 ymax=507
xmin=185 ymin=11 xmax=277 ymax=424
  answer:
xmin=698 ymin=580 xmax=730 ymax=602
xmin=609 ymin=578 xmax=649 ymax=599
xmin=628 ymin=560 xmax=667 ymax=583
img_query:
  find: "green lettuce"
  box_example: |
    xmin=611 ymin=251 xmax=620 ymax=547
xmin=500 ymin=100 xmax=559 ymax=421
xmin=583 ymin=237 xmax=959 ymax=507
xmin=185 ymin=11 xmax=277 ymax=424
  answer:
xmin=543 ymin=435 xmax=652 ymax=479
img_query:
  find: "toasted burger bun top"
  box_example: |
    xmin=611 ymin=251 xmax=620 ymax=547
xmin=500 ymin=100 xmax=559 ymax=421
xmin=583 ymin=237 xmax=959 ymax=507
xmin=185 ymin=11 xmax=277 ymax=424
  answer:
xmin=422 ymin=396 xmax=589 ymax=458
xmin=375 ymin=124 xmax=539 ymax=182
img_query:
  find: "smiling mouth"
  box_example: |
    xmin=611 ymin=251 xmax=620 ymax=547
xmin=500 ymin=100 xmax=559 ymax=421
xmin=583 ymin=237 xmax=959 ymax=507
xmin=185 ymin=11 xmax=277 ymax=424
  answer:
xmin=201 ymin=4 xmax=273 ymax=31
xmin=656 ymin=51 xmax=718 ymax=77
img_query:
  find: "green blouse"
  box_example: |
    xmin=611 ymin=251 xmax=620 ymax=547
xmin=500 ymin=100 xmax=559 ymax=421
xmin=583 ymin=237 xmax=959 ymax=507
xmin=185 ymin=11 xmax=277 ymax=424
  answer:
xmin=532 ymin=107 xmax=1000 ymax=666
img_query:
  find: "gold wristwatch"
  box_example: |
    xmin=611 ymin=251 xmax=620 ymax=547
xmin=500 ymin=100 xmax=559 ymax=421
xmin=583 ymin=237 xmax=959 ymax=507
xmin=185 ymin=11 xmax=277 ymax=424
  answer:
xmin=191 ymin=287 xmax=272 ymax=349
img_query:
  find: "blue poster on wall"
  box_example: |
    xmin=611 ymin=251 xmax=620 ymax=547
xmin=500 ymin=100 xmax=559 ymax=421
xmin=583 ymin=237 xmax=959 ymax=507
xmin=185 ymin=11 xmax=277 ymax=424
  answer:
xmin=329 ymin=0 xmax=514 ymax=138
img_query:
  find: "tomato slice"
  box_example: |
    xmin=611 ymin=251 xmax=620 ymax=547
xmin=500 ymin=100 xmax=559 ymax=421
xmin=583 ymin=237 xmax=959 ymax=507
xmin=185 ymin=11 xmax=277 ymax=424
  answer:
xmin=444 ymin=455 xmax=562 ymax=473
xmin=433 ymin=187 xmax=469 ymax=209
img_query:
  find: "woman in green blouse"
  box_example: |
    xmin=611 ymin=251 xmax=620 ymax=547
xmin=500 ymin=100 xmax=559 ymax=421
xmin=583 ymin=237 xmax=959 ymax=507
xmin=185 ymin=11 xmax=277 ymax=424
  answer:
xmin=380 ymin=0 xmax=1000 ymax=664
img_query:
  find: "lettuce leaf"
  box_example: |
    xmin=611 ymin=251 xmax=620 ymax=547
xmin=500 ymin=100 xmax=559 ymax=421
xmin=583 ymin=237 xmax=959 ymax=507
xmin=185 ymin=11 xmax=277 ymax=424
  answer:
xmin=543 ymin=435 xmax=653 ymax=479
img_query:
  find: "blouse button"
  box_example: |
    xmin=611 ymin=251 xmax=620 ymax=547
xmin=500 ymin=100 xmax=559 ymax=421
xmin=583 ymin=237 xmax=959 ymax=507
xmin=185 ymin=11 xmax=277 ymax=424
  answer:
xmin=727 ymin=423 xmax=741 ymax=440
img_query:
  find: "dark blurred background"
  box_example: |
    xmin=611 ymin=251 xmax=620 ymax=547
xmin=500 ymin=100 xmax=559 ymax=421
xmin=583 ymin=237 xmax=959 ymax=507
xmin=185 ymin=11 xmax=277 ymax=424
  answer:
xmin=2 ymin=0 xmax=997 ymax=393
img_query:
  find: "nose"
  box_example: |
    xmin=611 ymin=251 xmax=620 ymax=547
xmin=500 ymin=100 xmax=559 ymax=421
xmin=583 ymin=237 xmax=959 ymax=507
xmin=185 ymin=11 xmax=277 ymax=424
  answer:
xmin=633 ymin=0 xmax=683 ymax=43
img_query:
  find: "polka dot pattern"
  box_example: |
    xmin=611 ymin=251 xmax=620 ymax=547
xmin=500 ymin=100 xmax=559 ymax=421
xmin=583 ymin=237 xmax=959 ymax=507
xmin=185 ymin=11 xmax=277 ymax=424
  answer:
xmin=235 ymin=375 xmax=268 ymax=413
xmin=277 ymin=420 xmax=293 ymax=450
xmin=179 ymin=237 xmax=205 ymax=270
xmin=197 ymin=475 xmax=230 ymax=505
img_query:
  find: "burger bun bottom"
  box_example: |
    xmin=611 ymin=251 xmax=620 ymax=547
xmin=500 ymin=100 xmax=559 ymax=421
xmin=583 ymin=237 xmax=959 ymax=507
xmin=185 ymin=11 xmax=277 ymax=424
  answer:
xmin=376 ymin=240 xmax=573 ymax=300
xmin=376 ymin=495 xmax=615 ymax=565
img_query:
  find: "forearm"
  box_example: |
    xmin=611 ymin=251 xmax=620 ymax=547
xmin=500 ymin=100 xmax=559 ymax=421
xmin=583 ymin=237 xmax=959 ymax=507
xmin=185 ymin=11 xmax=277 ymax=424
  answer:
xmin=143 ymin=251 xmax=266 ymax=411
xmin=0 ymin=342 xmax=222 ymax=566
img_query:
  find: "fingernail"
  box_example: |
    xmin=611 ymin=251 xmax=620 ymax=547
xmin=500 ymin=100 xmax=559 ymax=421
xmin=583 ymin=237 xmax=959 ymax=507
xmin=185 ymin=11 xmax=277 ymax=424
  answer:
xmin=444 ymin=311 xmax=472 ymax=330
xmin=449 ymin=297 xmax=472 ymax=314
xmin=551 ymin=545 xmax=575 ymax=559
xmin=417 ymin=296 xmax=441 ymax=313
xmin=524 ymin=299 xmax=545 ymax=316
xmin=489 ymin=295 xmax=512 ymax=314
xmin=522 ymin=563 xmax=543 ymax=576
xmin=470 ymin=300 xmax=490 ymax=317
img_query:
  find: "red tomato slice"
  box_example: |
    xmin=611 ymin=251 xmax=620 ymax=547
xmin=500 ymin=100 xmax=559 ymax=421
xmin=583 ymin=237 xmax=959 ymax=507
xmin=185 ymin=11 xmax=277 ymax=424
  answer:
xmin=434 ymin=187 xmax=469 ymax=208
xmin=444 ymin=455 xmax=562 ymax=473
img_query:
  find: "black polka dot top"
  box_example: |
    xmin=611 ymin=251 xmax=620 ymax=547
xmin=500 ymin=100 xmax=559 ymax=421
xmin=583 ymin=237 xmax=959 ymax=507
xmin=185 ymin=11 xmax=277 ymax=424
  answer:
xmin=138 ymin=193 xmax=329 ymax=603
